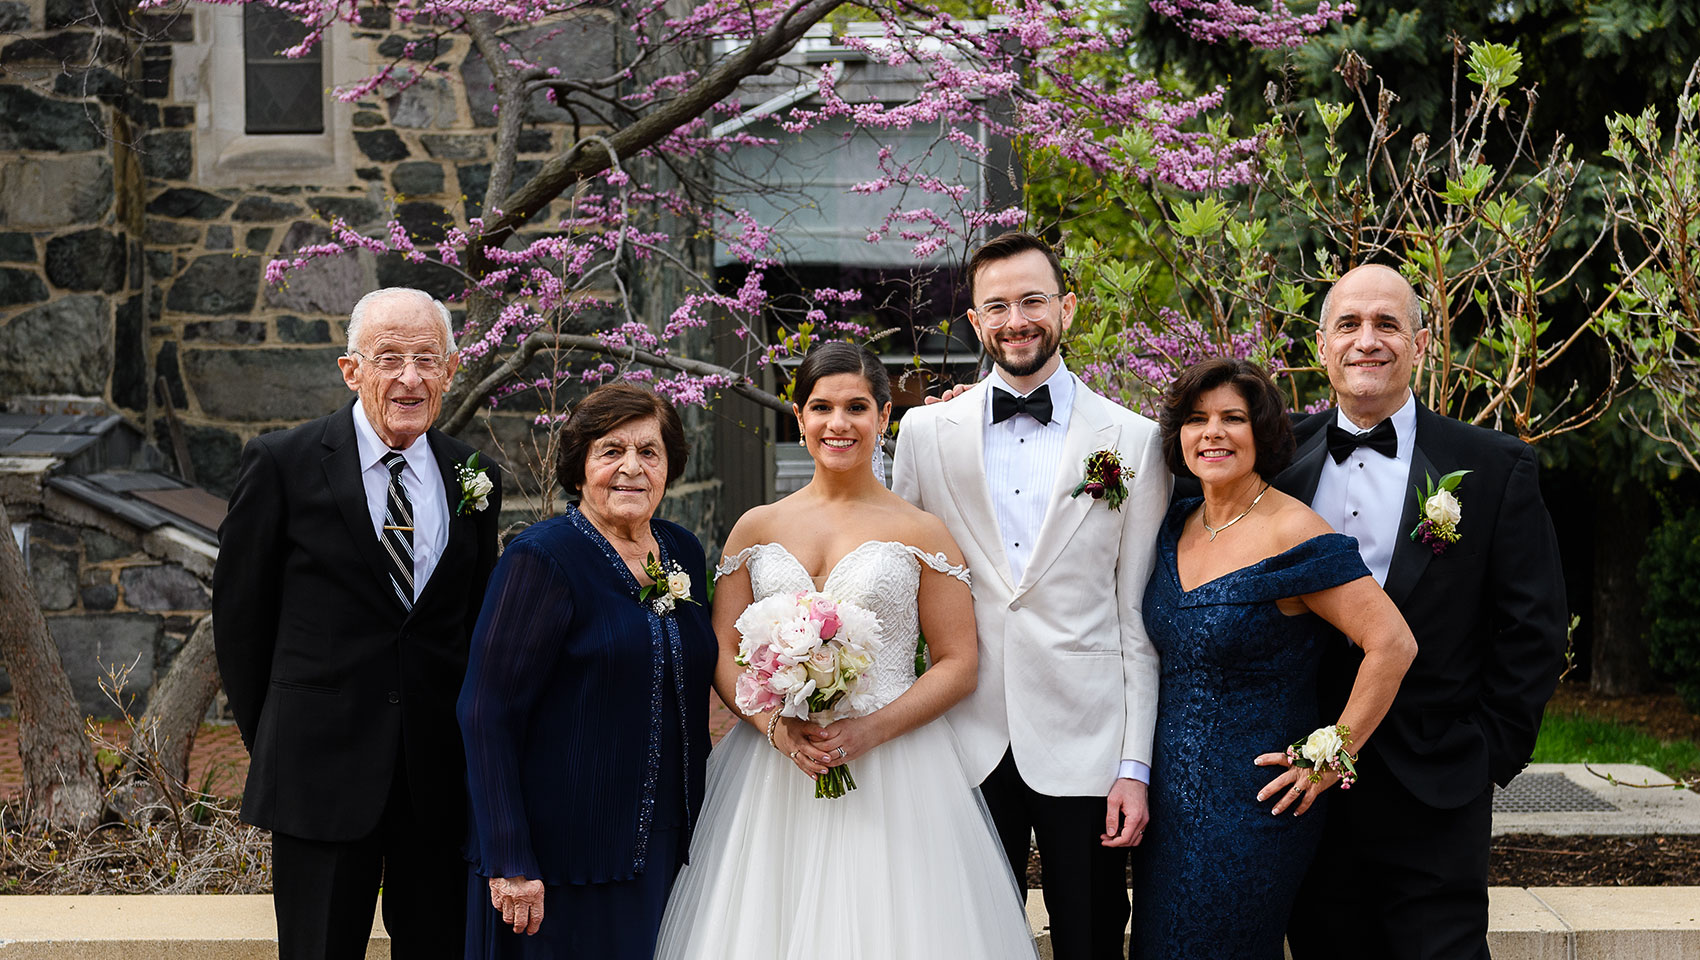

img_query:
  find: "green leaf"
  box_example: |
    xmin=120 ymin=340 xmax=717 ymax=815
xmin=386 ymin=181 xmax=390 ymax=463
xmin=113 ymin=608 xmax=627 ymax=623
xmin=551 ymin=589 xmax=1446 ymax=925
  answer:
xmin=1169 ymin=196 xmax=1232 ymax=239
xmin=1465 ymin=41 xmax=1522 ymax=92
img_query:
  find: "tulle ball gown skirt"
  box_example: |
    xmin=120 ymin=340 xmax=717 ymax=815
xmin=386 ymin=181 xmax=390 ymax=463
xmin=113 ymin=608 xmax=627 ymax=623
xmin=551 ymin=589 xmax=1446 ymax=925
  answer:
xmin=652 ymin=719 xmax=1040 ymax=959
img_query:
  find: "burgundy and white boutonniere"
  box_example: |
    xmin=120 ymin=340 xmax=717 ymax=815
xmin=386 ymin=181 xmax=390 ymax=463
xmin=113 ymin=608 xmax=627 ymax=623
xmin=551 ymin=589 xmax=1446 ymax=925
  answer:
xmin=1070 ymin=449 xmax=1130 ymax=511
xmin=455 ymin=452 xmax=494 ymax=515
xmin=1409 ymin=469 xmax=1471 ymax=555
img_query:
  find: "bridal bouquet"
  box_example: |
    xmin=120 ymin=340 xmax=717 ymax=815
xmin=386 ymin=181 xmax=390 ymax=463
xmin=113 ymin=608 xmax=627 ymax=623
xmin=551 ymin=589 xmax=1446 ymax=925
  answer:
xmin=732 ymin=590 xmax=883 ymax=798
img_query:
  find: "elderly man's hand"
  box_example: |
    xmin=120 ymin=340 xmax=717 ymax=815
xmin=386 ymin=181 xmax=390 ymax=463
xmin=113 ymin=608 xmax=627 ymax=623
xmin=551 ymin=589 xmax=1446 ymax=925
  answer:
xmin=489 ymin=876 xmax=545 ymax=935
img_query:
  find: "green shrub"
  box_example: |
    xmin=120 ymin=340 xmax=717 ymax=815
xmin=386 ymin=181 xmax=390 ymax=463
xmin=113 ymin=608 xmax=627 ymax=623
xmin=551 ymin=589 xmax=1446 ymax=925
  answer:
xmin=1642 ymin=508 xmax=1700 ymax=712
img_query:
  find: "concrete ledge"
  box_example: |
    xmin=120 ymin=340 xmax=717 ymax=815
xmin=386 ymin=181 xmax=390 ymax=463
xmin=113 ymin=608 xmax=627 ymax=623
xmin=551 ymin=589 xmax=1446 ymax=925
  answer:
xmin=1025 ymin=887 xmax=1700 ymax=959
xmin=0 ymin=896 xmax=388 ymax=958
xmin=1 ymin=889 xmax=1692 ymax=958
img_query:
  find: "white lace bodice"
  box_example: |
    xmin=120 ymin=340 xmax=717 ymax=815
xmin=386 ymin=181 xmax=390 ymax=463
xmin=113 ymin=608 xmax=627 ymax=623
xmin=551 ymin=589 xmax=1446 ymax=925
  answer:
xmin=716 ymin=541 xmax=971 ymax=712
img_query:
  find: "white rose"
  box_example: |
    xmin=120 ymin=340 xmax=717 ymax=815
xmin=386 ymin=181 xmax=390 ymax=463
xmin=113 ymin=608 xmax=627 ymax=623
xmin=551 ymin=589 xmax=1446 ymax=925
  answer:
xmin=805 ymin=647 xmax=839 ymax=688
xmin=1300 ymin=726 xmax=1345 ymax=767
xmin=1425 ymin=488 xmax=1461 ymax=527
xmin=839 ymin=648 xmax=873 ymax=678
xmin=667 ymin=570 xmax=692 ymax=599
xmin=465 ymin=472 xmax=495 ymax=499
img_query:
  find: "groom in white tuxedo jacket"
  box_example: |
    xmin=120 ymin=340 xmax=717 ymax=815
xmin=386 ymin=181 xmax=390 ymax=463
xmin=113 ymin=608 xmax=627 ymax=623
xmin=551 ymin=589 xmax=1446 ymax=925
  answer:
xmin=894 ymin=232 xmax=1168 ymax=960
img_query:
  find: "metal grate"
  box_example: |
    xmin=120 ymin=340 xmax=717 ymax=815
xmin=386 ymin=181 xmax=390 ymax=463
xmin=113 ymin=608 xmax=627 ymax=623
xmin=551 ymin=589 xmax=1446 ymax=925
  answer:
xmin=1492 ymin=773 xmax=1619 ymax=814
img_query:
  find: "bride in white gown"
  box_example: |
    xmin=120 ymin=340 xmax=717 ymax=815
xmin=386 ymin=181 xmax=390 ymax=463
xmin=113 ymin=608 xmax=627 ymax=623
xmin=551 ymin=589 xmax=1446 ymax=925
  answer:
xmin=653 ymin=343 xmax=1038 ymax=960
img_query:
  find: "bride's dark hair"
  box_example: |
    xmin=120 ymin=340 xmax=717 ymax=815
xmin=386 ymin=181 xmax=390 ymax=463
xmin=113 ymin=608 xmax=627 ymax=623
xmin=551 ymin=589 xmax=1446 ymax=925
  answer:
xmin=792 ymin=341 xmax=891 ymax=409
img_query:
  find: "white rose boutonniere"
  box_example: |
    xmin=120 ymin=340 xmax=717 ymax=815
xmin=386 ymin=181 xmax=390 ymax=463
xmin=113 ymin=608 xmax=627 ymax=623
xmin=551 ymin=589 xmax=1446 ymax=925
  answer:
xmin=639 ymin=552 xmax=697 ymax=616
xmin=455 ymin=452 xmax=494 ymax=515
xmin=1410 ymin=469 xmax=1471 ymax=556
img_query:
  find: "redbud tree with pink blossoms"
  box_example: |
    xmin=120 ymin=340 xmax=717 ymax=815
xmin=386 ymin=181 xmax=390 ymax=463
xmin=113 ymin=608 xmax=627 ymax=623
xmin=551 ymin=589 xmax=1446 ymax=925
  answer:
xmin=160 ymin=0 xmax=1351 ymax=435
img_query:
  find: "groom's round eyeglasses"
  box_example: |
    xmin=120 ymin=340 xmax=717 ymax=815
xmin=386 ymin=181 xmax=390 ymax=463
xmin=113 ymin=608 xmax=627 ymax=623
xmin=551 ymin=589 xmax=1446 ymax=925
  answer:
xmin=350 ymin=351 xmax=451 ymax=379
xmin=974 ymin=293 xmax=1064 ymax=329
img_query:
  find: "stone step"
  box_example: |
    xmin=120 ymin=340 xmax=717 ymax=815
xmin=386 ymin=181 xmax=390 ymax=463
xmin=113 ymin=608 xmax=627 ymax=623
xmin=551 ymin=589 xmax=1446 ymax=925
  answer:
xmin=1 ymin=889 xmax=1694 ymax=958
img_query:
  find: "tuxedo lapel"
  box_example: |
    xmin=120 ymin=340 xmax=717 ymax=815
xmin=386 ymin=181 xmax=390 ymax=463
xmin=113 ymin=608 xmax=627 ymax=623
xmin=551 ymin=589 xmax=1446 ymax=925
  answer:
xmin=1015 ymin=386 xmax=1118 ymax=595
xmin=1383 ymin=428 xmax=1437 ymax=607
xmin=1281 ymin=419 xmax=1331 ymax=504
xmin=410 ymin=430 xmax=466 ymax=612
xmin=937 ymin=382 xmax=1014 ymax=593
xmin=320 ymin=404 xmax=407 ymax=613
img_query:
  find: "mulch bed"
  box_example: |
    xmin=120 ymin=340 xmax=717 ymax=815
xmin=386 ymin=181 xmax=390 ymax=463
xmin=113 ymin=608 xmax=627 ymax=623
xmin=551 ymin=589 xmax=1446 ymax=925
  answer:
xmin=1489 ymin=834 xmax=1700 ymax=886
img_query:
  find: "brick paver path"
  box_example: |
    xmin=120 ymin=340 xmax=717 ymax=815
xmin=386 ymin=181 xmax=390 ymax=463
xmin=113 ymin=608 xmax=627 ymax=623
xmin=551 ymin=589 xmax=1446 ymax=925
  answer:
xmin=3 ymin=698 xmax=740 ymax=800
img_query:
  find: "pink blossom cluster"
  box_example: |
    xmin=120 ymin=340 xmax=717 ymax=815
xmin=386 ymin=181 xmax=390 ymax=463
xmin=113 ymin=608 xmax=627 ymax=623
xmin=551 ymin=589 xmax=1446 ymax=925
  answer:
xmin=1077 ymin=310 xmax=1293 ymax=415
xmin=1150 ymin=0 xmax=1356 ymax=49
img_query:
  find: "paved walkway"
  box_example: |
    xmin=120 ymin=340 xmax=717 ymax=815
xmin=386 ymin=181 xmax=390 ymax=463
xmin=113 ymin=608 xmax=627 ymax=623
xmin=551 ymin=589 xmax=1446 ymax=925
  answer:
xmin=1 ymin=699 xmax=740 ymax=800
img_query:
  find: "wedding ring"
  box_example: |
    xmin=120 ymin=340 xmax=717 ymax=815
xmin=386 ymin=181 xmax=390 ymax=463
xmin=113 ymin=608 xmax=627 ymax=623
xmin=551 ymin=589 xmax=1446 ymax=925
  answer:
xmin=836 ymin=746 xmax=847 ymax=759
xmin=790 ymin=750 xmax=799 ymax=759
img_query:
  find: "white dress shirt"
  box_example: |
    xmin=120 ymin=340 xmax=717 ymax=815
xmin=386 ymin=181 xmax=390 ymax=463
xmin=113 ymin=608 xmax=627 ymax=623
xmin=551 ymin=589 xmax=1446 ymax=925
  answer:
xmin=982 ymin=364 xmax=1076 ymax=586
xmin=352 ymin=404 xmax=448 ymax=601
xmin=981 ymin=365 xmax=1150 ymax=785
xmin=1311 ymin=392 xmax=1418 ymax=586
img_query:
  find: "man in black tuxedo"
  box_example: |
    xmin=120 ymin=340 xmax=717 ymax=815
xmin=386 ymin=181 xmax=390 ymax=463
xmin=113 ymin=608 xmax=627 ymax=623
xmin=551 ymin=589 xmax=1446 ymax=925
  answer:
xmin=1282 ymin=264 xmax=1567 ymax=960
xmin=213 ymin=286 xmax=500 ymax=959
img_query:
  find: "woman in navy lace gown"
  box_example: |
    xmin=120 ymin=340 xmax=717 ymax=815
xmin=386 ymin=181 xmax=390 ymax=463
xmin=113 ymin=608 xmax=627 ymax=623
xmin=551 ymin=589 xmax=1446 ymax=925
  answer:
xmin=456 ymin=384 xmax=717 ymax=960
xmin=1133 ymin=359 xmax=1416 ymax=960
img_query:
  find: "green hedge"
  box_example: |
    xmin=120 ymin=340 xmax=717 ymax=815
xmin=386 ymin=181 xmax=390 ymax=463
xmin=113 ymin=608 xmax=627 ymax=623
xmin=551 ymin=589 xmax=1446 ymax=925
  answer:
xmin=1642 ymin=508 xmax=1700 ymax=713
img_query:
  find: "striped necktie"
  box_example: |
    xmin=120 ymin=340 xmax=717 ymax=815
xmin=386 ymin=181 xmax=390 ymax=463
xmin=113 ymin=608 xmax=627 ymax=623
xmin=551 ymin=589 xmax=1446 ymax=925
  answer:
xmin=380 ymin=451 xmax=415 ymax=610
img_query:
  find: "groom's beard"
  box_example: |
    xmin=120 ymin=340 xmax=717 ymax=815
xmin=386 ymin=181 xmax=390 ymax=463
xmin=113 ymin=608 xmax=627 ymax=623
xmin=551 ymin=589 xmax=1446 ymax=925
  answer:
xmin=985 ymin=325 xmax=1061 ymax=379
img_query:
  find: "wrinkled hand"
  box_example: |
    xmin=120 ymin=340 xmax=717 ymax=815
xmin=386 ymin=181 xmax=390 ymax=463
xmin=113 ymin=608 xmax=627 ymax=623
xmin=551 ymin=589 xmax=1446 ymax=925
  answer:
xmin=1254 ymin=752 xmax=1339 ymax=816
xmin=923 ymin=382 xmax=974 ymax=404
xmin=489 ymin=876 xmax=544 ymax=935
xmin=769 ymin=714 xmax=829 ymax=778
xmin=1101 ymin=777 xmax=1149 ymax=847
xmin=806 ymin=715 xmax=881 ymax=767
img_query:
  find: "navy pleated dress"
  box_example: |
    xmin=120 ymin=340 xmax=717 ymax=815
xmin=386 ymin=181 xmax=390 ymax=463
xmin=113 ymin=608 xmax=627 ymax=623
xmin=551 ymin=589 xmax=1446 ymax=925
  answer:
xmin=457 ymin=505 xmax=717 ymax=960
xmin=1132 ymin=498 xmax=1372 ymax=960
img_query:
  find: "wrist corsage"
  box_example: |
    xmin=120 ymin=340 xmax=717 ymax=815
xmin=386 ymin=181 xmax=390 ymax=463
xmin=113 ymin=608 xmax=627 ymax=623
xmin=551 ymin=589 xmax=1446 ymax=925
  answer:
xmin=1071 ymin=448 xmax=1130 ymax=511
xmin=455 ymin=452 xmax=494 ymax=515
xmin=1409 ymin=469 xmax=1471 ymax=555
xmin=639 ymin=552 xmax=696 ymax=616
xmin=1287 ymin=723 xmax=1358 ymax=788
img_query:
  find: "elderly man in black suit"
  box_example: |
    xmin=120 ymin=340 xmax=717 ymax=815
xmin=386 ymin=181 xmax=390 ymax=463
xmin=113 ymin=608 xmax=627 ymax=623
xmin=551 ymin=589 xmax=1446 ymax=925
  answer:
xmin=1282 ymin=264 xmax=1567 ymax=960
xmin=213 ymin=286 xmax=501 ymax=959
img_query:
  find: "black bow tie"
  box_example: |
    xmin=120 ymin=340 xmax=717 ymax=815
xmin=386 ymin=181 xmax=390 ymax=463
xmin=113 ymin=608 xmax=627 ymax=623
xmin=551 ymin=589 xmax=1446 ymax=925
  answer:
xmin=992 ymin=385 xmax=1053 ymax=425
xmin=1326 ymin=419 xmax=1398 ymax=463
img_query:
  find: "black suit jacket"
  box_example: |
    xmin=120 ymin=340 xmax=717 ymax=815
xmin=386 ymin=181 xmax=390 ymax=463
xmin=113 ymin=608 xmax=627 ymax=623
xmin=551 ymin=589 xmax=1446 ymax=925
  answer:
xmin=1274 ymin=404 xmax=1566 ymax=809
xmin=213 ymin=399 xmax=501 ymax=842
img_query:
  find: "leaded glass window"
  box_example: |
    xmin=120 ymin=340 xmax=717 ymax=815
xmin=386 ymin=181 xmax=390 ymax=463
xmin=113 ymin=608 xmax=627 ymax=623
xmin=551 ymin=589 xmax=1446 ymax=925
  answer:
xmin=244 ymin=5 xmax=323 ymax=134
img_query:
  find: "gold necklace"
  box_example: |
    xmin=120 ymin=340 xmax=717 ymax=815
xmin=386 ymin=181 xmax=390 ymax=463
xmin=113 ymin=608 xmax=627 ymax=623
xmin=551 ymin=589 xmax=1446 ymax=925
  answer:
xmin=1201 ymin=482 xmax=1270 ymax=541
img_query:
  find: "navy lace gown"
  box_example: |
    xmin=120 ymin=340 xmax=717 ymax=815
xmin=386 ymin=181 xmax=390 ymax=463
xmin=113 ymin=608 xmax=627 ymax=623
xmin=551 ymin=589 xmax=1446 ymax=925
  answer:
xmin=1133 ymin=498 xmax=1371 ymax=960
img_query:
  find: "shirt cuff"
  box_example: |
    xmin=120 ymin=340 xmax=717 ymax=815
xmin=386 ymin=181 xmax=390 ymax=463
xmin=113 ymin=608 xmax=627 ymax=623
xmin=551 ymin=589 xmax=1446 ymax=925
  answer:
xmin=1118 ymin=759 xmax=1150 ymax=784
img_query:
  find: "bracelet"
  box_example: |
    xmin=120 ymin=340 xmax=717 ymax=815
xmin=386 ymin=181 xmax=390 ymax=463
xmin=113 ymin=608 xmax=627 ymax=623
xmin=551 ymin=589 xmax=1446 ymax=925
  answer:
xmin=1286 ymin=723 xmax=1359 ymax=788
xmin=765 ymin=711 xmax=782 ymax=750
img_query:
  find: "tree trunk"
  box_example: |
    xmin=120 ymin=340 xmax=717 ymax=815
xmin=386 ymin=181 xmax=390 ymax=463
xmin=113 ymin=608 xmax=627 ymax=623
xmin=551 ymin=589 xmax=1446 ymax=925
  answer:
xmin=1590 ymin=478 xmax=1656 ymax=695
xmin=127 ymin=614 xmax=221 ymax=798
xmin=0 ymin=501 xmax=102 ymax=829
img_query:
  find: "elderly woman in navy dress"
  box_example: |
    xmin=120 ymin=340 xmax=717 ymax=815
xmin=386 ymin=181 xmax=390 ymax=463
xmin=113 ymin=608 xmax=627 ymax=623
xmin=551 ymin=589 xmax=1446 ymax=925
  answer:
xmin=1133 ymin=358 xmax=1416 ymax=960
xmin=457 ymin=383 xmax=717 ymax=960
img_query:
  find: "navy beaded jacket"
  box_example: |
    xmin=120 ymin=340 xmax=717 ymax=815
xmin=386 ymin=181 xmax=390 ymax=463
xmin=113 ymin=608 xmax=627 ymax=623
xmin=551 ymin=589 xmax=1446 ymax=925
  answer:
xmin=457 ymin=506 xmax=717 ymax=885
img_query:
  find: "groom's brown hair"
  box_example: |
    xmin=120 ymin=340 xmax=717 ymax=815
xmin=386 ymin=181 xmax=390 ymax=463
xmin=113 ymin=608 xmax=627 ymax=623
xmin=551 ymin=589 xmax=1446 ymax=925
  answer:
xmin=967 ymin=231 xmax=1067 ymax=304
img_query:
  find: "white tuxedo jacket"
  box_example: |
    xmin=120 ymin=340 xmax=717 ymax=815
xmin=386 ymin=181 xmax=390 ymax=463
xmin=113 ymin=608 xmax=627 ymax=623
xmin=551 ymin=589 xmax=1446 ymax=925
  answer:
xmin=893 ymin=376 xmax=1169 ymax=796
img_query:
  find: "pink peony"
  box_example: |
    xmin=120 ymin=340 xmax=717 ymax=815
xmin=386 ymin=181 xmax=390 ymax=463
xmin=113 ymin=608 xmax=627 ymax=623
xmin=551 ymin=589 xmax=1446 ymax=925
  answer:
xmin=735 ymin=671 xmax=781 ymax=714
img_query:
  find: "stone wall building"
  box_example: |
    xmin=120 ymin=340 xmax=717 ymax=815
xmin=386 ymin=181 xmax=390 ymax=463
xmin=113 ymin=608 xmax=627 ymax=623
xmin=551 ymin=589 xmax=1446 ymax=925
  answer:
xmin=2 ymin=3 xmax=995 ymax=714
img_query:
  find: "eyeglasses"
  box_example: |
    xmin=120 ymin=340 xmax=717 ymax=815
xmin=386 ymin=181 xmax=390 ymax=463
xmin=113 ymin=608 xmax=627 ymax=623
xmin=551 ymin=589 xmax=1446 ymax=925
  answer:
xmin=350 ymin=351 xmax=452 ymax=379
xmin=974 ymin=293 xmax=1064 ymax=329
